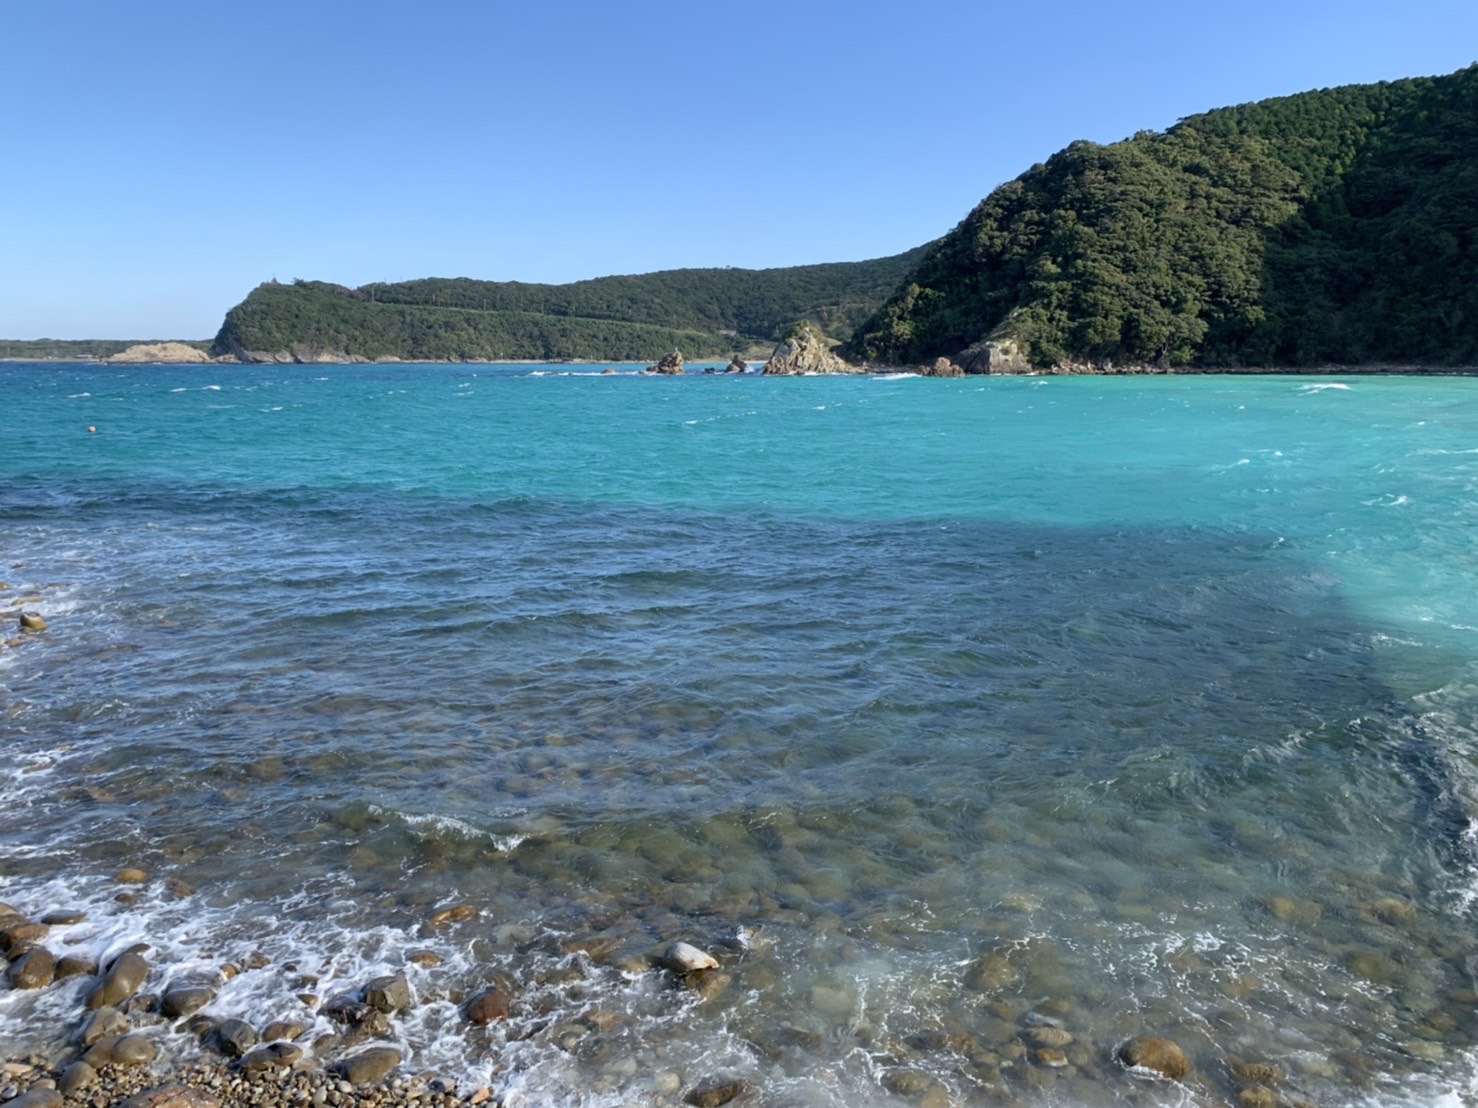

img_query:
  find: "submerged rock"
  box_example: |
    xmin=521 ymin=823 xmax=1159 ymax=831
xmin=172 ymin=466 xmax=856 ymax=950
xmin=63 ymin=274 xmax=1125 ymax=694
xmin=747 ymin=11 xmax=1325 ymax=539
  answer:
xmin=684 ymin=1079 xmax=749 ymax=1107
xmin=662 ymin=941 xmax=719 ymax=975
xmin=1118 ymin=1036 xmax=1191 ymax=1079
xmin=464 ymin=986 xmax=511 ymax=1026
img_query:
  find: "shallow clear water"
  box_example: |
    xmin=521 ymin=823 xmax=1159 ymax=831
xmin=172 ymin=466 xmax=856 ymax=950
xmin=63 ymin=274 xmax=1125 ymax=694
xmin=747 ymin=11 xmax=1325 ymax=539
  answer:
xmin=3 ymin=363 xmax=1478 ymax=1106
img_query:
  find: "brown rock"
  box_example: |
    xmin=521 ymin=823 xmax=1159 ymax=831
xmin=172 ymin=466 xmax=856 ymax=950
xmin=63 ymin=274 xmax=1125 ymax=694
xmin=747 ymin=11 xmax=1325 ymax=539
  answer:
xmin=922 ymin=357 xmax=965 ymax=377
xmin=1238 ymin=1086 xmax=1278 ymax=1108
xmin=1360 ymin=897 xmax=1417 ymax=925
xmin=39 ymin=908 xmax=86 ymax=925
xmin=427 ymin=904 xmax=478 ymax=927
xmin=79 ymin=1006 xmax=129 ymax=1046
xmin=465 ymin=986 xmax=511 ymax=1025
xmin=1229 ymin=1059 xmax=1287 ymax=1086
xmin=7 ymin=946 xmax=56 ymax=989
xmin=161 ymin=985 xmax=215 ymax=1019
xmin=684 ymin=1079 xmax=749 ymax=1107
xmin=406 ymin=949 xmax=443 ymax=967
xmin=262 ymin=1019 xmax=308 ymax=1042
xmin=55 ymin=954 xmax=99 ymax=980
xmin=647 ymin=351 xmax=685 ymax=375
xmin=18 ymin=611 xmax=47 ymax=632
xmin=83 ymin=1032 xmax=159 ymax=1067
xmin=1022 ymin=1025 xmax=1073 ymax=1048
xmin=762 ymin=323 xmax=853 ymax=376
xmin=86 ymin=951 xmax=150 ymax=1009
xmin=115 ymin=867 xmax=149 ymax=884
xmin=1 ymin=921 xmax=50 ymax=955
xmin=336 ymin=1046 xmax=402 ymax=1085
xmin=1034 ymin=1047 xmax=1070 ymax=1067
xmin=238 ymin=1042 xmax=304 ymax=1071
xmin=1118 ymin=1036 xmax=1191 ymax=1079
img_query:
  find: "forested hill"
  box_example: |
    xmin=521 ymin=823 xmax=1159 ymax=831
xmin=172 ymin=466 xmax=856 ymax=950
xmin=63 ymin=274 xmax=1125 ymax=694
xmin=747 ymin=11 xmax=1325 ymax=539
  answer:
xmin=845 ymin=65 xmax=1478 ymax=370
xmin=211 ymin=249 xmax=926 ymax=363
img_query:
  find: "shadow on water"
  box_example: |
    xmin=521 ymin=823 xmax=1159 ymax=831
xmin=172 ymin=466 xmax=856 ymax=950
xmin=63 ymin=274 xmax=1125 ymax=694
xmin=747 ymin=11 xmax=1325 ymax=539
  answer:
xmin=3 ymin=477 xmax=1478 ymax=1105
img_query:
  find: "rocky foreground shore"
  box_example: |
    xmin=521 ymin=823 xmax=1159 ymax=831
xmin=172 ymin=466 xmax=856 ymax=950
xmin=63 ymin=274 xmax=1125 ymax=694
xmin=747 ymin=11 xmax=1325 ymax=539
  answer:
xmin=0 ymin=892 xmax=773 ymax=1108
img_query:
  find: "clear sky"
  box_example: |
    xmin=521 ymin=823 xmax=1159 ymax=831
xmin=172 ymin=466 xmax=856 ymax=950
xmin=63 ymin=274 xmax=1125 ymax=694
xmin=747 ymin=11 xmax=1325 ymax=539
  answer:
xmin=3 ymin=0 xmax=1475 ymax=338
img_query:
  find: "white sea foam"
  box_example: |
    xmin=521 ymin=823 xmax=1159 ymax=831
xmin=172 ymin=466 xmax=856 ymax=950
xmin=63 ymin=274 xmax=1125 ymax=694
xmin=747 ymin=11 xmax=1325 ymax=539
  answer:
xmin=1298 ymin=382 xmax=1352 ymax=392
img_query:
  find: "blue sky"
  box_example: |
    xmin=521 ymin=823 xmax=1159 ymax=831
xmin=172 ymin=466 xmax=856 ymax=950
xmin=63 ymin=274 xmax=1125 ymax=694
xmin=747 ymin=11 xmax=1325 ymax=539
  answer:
xmin=3 ymin=0 xmax=1475 ymax=338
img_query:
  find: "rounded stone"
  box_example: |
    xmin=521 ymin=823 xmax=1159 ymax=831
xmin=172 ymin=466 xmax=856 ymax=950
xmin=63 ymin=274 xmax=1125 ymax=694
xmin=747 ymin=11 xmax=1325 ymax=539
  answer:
xmin=7 ymin=947 xmax=56 ymax=989
xmin=86 ymin=951 xmax=150 ymax=1010
xmin=59 ymin=1061 xmax=99 ymax=1096
xmin=161 ymin=985 xmax=216 ymax=1019
xmin=213 ymin=1018 xmax=259 ymax=1059
xmin=239 ymin=1042 xmax=305 ymax=1072
xmin=336 ymin=1046 xmax=402 ymax=1085
xmin=464 ymin=986 xmax=511 ymax=1026
xmin=1118 ymin=1036 xmax=1191 ymax=1079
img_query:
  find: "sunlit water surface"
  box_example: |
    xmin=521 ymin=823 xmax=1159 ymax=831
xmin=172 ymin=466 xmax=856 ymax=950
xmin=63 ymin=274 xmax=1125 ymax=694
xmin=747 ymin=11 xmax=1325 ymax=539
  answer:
xmin=3 ymin=363 xmax=1478 ymax=1107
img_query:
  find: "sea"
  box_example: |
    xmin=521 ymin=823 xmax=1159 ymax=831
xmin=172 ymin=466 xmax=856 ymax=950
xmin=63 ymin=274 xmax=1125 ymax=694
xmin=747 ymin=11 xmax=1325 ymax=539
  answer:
xmin=3 ymin=361 xmax=1478 ymax=1107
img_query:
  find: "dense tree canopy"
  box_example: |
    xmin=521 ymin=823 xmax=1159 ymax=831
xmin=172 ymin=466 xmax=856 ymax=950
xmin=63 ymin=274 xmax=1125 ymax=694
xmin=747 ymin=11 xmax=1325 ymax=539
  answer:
xmin=211 ymin=250 xmax=926 ymax=363
xmin=845 ymin=65 xmax=1478 ymax=369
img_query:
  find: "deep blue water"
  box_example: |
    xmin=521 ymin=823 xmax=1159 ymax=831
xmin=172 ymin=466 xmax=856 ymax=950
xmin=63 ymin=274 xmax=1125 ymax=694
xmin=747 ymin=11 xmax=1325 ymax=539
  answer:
xmin=3 ymin=362 xmax=1478 ymax=1106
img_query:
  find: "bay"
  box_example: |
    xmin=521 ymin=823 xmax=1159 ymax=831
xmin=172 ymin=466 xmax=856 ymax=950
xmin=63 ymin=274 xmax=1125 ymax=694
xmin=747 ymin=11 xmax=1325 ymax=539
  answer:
xmin=2 ymin=362 xmax=1478 ymax=1106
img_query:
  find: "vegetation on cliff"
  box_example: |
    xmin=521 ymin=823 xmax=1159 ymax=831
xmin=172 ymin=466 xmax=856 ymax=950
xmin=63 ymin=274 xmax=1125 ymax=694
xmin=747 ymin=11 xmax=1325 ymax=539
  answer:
xmin=845 ymin=65 xmax=1478 ymax=370
xmin=211 ymin=250 xmax=925 ymax=363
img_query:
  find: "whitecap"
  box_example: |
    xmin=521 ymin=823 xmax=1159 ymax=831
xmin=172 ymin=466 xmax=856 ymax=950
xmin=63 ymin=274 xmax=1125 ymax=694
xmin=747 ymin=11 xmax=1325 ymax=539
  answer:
xmin=1297 ymin=382 xmax=1352 ymax=392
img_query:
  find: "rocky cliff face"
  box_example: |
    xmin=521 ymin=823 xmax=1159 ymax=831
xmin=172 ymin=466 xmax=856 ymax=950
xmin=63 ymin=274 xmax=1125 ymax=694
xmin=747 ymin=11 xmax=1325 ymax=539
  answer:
xmin=762 ymin=323 xmax=858 ymax=375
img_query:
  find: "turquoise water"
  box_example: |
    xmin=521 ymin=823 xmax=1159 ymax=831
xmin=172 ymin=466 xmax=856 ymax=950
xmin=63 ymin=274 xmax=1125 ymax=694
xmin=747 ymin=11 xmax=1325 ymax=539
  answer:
xmin=3 ymin=362 xmax=1478 ymax=1106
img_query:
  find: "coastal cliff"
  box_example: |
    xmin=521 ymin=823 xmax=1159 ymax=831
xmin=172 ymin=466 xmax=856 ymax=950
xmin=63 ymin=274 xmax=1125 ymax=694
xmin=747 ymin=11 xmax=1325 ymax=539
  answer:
xmin=845 ymin=64 xmax=1478 ymax=372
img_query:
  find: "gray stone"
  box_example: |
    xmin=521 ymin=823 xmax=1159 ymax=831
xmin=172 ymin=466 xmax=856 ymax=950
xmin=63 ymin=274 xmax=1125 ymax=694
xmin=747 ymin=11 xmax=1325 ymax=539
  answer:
xmin=161 ymin=985 xmax=215 ymax=1019
xmin=82 ymin=1033 xmax=158 ymax=1067
xmin=59 ymin=1061 xmax=99 ymax=1095
xmin=212 ymin=1018 xmax=258 ymax=1059
xmin=363 ymin=974 xmax=412 ymax=1014
xmin=238 ymin=1042 xmax=304 ymax=1072
xmin=6 ymin=1089 xmax=62 ymax=1108
xmin=336 ymin=1046 xmax=402 ymax=1085
xmin=78 ymin=1006 xmax=129 ymax=1047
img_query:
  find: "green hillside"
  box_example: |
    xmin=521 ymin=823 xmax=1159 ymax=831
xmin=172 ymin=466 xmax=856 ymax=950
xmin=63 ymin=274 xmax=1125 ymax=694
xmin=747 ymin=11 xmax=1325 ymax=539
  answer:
xmin=845 ymin=65 xmax=1478 ymax=370
xmin=212 ymin=249 xmax=926 ymax=363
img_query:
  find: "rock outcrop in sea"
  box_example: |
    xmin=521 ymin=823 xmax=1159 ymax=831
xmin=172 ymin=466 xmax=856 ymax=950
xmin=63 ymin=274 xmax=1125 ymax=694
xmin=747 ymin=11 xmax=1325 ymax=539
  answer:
xmin=761 ymin=323 xmax=857 ymax=375
xmin=646 ymin=351 xmax=685 ymax=374
xmin=103 ymin=343 xmax=212 ymax=365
